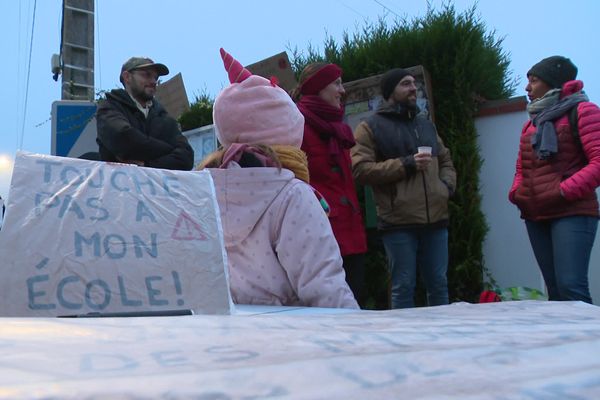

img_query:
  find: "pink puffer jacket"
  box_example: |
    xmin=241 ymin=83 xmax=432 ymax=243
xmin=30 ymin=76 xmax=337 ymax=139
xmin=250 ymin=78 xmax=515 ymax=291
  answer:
xmin=209 ymin=166 xmax=358 ymax=309
xmin=509 ymin=80 xmax=600 ymax=221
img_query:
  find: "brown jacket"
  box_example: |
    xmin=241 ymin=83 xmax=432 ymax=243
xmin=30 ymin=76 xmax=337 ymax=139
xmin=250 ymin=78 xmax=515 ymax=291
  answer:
xmin=351 ymin=104 xmax=456 ymax=229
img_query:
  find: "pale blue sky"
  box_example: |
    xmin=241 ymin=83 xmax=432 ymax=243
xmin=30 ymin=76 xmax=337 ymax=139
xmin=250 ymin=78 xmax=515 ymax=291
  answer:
xmin=1 ymin=0 xmax=599 ymax=200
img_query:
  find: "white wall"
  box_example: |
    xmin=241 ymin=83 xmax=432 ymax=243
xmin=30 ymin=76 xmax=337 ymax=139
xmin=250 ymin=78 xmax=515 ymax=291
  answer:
xmin=476 ymin=110 xmax=600 ymax=304
xmin=182 ymin=125 xmax=217 ymax=169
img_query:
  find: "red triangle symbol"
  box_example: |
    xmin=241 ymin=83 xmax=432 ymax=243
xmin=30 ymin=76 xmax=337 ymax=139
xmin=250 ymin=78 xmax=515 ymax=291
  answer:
xmin=172 ymin=211 xmax=208 ymax=241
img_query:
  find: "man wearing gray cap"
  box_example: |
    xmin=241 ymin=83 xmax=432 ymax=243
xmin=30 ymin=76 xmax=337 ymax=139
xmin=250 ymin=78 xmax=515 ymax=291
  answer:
xmin=96 ymin=57 xmax=194 ymax=170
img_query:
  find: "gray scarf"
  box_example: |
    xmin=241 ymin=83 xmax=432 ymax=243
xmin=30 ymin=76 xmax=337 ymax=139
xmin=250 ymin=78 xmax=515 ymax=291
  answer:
xmin=528 ymin=90 xmax=589 ymax=159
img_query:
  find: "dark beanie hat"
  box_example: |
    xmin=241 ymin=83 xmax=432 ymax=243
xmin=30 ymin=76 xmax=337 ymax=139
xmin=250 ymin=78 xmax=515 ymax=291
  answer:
xmin=380 ymin=68 xmax=413 ymax=100
xmin=527 ymin=56 xmax=577 ymax=89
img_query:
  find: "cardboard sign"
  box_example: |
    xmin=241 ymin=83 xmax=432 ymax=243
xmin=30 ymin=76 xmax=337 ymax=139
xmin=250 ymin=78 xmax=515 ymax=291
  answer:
xmin=155 ymin=73 xmax=190 ymax=119
xmin=0 ymin=152 xmax=233 ymax=316
xmin=246 ymin=52 xmax=297 ymax=94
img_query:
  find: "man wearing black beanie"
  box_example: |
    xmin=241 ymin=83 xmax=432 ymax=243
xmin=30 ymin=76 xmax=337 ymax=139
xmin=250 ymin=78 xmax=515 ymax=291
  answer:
xmin=351 ymin=68 xmax=456 ymax=309
xmin=380 ymin=68 xmax=413 ymax=101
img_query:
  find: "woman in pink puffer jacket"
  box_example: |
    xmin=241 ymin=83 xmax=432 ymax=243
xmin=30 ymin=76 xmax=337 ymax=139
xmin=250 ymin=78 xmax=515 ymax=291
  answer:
xmin=509 ymin=56 xmax=600 ymax=303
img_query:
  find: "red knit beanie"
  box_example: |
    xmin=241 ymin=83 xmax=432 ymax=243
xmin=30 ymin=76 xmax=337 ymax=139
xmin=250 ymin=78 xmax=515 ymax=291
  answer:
xmin=300 ymin=64 xmax=343 ymax=95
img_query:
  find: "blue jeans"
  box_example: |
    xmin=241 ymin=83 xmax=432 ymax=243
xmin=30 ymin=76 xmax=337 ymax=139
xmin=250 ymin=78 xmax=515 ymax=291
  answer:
xmin=525 ymin=216 xmax=598 ymax=303
xmin=381 ymin=227 xmax=449 ymax=309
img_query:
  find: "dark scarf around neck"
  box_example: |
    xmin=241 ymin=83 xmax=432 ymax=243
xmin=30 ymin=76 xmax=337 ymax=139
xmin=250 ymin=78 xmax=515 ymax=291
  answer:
xmin=530 ymin=91 xmax=589 ymax=159
xmin=297 ymin=95 xmax=355 ymax=165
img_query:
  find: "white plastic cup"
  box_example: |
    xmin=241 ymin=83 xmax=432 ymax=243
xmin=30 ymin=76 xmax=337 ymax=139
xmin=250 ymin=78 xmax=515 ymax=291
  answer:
xmin=417 ymin=146 xmax=432 ymax=155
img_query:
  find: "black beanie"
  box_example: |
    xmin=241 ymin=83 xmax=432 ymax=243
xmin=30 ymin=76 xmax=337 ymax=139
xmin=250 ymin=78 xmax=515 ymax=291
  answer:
xmin=380 ymin=68 xmax=413 ymax=100
xmin=527 ymin=56 xmax=578 ymax=89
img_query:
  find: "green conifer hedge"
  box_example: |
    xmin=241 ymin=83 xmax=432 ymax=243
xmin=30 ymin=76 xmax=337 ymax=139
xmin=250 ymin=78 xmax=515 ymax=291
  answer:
xmin=179 ymin=92 xmax=214 ymax=132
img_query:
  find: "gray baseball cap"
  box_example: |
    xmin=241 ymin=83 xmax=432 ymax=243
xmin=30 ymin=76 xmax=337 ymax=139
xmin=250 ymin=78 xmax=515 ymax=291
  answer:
xmin=121 ymin=57 xmax=169 ymax=76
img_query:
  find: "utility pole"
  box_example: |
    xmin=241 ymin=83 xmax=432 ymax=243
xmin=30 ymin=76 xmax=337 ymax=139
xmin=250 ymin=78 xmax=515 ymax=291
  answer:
xmin=59 ymin=0 xmax=94 ymax=101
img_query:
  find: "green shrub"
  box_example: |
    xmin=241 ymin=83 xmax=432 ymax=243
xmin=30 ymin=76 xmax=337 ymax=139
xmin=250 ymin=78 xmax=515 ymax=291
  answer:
xmin=178 ymin=92 xmax=214 ymax=132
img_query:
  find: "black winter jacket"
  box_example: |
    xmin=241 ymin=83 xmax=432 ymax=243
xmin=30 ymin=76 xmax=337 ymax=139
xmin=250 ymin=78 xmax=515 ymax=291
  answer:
xmin=96 ymin=89 xmax=194 ymax=170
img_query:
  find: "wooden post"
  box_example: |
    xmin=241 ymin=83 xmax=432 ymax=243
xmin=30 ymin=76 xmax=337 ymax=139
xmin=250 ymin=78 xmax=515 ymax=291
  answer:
xmin=61 ymin=0 xmax=94 ymax=101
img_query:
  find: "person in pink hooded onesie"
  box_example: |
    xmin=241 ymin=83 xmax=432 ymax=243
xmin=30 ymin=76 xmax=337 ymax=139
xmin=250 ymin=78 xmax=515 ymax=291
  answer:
xmin=198 ymin=48 xmax=358 ymax=309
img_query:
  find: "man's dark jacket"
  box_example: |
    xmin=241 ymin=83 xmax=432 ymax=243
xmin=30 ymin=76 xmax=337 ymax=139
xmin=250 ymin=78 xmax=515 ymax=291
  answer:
xmin=96 ymin=89 xmax=194 ymax=170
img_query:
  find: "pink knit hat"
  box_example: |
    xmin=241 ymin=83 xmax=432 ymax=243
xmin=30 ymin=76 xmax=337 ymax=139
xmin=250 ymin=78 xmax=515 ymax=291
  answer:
xmin=213 ymin=48 xmax=304 ymax=149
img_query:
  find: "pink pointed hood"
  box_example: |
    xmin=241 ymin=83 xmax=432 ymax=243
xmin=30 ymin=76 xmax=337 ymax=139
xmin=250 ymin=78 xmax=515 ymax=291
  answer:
xmin=213 ymin=48 xmax=304 ymax=148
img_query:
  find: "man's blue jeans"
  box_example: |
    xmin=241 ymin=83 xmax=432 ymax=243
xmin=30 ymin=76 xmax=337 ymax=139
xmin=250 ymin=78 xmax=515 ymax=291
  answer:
xmin=525 ymin=215 xmax=598 ymax=303
xmin=381 ymin=227 xmax=449 ymax=309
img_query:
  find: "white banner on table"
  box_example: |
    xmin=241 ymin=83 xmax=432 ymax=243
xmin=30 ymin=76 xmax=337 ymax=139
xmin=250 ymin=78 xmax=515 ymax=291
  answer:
xmin=0 ymin=152 xmax=233 ymax=316
xmin=0 ymin=302 xmax=599 ymax=398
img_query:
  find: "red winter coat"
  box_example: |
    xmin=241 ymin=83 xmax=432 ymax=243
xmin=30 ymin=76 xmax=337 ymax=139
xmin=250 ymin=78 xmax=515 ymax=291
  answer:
xmin=509 ymin=80 xmax=600 ymax=221
xmin=302 ymin=122 xmax=367 ymax=256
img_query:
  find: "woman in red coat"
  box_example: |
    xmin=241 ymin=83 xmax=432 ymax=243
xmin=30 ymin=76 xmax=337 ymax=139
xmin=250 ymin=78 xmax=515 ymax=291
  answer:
xmin=292 ymin=63 xmax=368 ymax=307
xmin=509 ymin=56 xmax=600 ymax=303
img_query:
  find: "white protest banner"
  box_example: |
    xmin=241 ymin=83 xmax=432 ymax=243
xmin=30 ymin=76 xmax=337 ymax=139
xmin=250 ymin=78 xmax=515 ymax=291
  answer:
xmin=0 ymin=152 xmax=233 ymax=316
